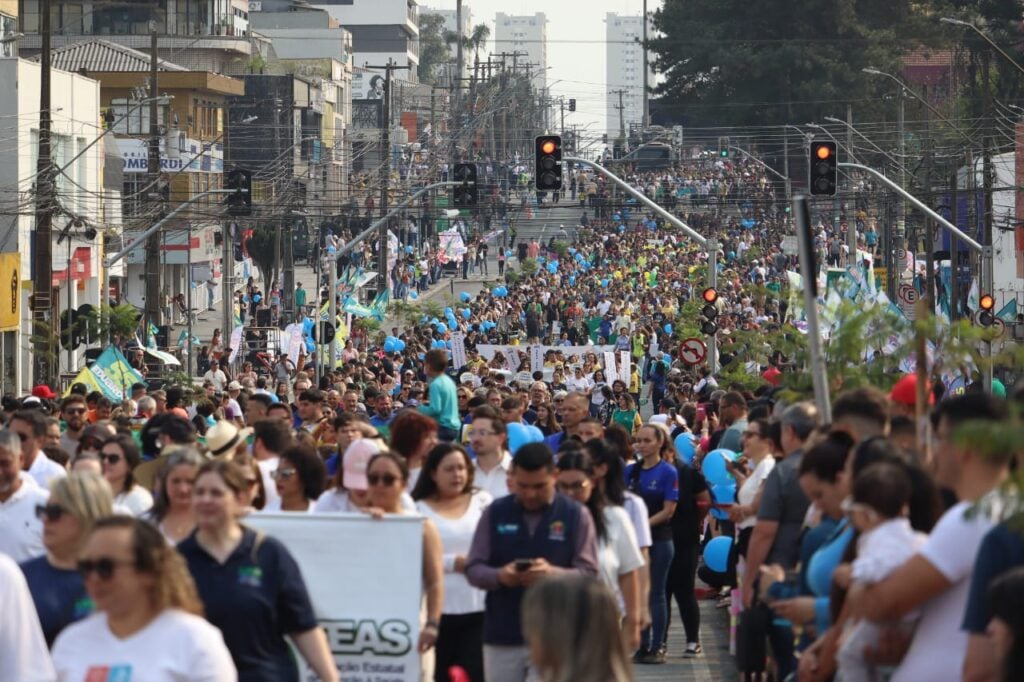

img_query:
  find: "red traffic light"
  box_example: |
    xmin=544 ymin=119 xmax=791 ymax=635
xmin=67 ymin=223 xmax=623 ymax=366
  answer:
xmin=980 ymin=294 xmax=995 ymax=311
xmin=702 ymin=287 xmax=718 ymax=304
xmin=816 ymin=145 xmax=832 ymax=160
xmin=540 ymin=140 xmax=557 ymax=155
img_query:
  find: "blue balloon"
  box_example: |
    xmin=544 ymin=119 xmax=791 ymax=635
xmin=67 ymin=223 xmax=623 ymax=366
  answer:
xmin=526 ymin=425 xmax=544 ymax=443
xmin=460 ymin=291 xmax=472 ymax=303
xmin=505 ymin=250 xmax=512 ymax=258
xmin=394 ymin=339 xmax=406 ymax=352
xmin=462 ymin=308 xmax=471 ymax=319
xmin=431 ymin=339 xmax=447 ymax=349
xmin=547 ymin=262 xmax=558 ymax=274
xmin=712 ymin=483 xmax=737 ymax=505
xmin=383 ymin=336 xmax=398 ymax=353
xmin=253 ymin=294 xmax=262 ymax=303
xmin=601 ymin=279 xmax=609 ymax=288
xmin=703 ymin=536 xmax=733 ymax=573
xmin=701 ymin=450 xmax=734 ymax=486
xmin=436 ymin=322 xmax=448 ymax=333
xmin=674 ymin=433 xmax=696 ymax=465
xmin=409 ymin=290 xmax=418 ymax=300
xmin=444 ymin=307 xmax=453 ymax=317
xmin=405 ymin=245 xmax=413 ymax=253
xmin=537 ymin=256 xmax=545 ymax=265
xmin=506 ymin=423 xmax=531 ymax=454
xmin=430 ymin=317 xmax=439 ymax=325
xmin=664 ymin=323 xmax=673 ymax=334
xmin=569 ymin=275 xmax=576 ymax=286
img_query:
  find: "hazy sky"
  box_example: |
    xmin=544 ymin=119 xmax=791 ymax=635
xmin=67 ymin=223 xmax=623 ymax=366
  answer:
xmin=422 ymin=0 xmax=664 ymax=141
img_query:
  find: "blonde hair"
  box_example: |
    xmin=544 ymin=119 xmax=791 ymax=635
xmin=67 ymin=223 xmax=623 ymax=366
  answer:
xmin=49 ymin=472 xmax=114 ymax=536
xmin=92 ymin=516 xmax=204 ymax=616
xmin=521 ymin=575 xmax=633 ymax=682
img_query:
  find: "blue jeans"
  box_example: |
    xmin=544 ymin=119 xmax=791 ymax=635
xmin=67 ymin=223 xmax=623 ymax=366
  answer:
xmin=642 ymin=539 xmax=675 ymax=652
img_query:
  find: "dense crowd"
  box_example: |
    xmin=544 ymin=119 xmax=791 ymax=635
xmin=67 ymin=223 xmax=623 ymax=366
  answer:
xmin=1 ymin=151 xmax=1020 ymax=682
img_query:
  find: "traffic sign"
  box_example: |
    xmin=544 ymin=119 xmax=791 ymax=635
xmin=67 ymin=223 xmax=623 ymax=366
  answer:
xmin=992 ymin=318 xmax=1007 ymax=339
xmin=781 ymin=236 xmax=798 ymax=255
xmin=897 ymin=284 xmax=918 ymax=306
xmin=679 ymin=337 xmax=708 ymax=366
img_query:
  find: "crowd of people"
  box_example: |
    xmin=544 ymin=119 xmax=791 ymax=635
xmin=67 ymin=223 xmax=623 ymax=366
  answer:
xmin=1 ymin=149 xmax=1020 ymax=682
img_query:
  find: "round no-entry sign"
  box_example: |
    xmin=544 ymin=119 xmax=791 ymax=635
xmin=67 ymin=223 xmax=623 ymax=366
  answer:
xmin=679 ymin=337 xmax=708 ymax=366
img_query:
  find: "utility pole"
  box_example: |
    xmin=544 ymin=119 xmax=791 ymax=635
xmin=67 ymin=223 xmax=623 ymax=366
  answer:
xmin=610 ymin=89 xmax=627 ymax=141
xmin=366 ymin=60 xmax=409 ymax=296
xmin=846 ymin=104 xmax=857 ymax=261
xmin=950 ymin=166 xmax=959 ymax=321
xmin=32 ymin=0 xmax=54 ymax=386
xmin=143 ymin=26 xmax=162 ymax=337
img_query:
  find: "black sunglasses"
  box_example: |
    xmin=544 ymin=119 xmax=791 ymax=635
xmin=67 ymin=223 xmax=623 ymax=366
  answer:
xmin=101 ymin=453 xmax=122 ymax=465
xmin=77 ymin=557 xmax=136 ymax=580
xmin=367 ymin=473 xmax=399 ymax=487
xmin=35 ymin=504 xmax=67 ymax=522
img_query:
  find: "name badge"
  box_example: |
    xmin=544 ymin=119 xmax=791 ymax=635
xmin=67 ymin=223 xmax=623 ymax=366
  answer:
xmin=238 ymin=565 xmax=263 ymax=587
xmin=548 ymin=521 xmax=566 ymax=542
xmin=496 ymin=523 xmax=519 ymax=535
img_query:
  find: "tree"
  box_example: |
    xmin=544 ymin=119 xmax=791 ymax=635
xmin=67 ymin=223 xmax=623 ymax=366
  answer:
xmin=469 ymin=24 xmax=490 ymax=65
xmin=418 ymin=13 xmax=449 ymax=85
xmin=648 ymin=0 xmax=942 ymax=127
xmin=245 ymin=226 xmax=278 ymax=293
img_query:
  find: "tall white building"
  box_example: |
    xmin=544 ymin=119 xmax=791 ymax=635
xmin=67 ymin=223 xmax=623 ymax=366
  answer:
xmin=606 ymin=13 xmax=653 ymax=138
xmin=494 ymin=12 xmax=547 ymax=93
xmin=311 ymin=0 xmax=420 ymax=82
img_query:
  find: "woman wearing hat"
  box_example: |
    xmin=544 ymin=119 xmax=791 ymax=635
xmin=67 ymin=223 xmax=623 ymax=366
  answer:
xmin=205 ymin=420 xmax=253 ymax=461
xmin=314 ymin=439 xmax=415 ymax=513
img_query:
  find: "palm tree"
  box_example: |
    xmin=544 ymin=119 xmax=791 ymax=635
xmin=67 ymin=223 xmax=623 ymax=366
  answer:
xmin=469 ymin=24 xmax=490 ymax=64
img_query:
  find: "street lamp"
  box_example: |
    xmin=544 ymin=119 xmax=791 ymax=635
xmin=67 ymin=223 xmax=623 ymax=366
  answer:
xmin=940 ymin=17 xmax=1024 ymax=78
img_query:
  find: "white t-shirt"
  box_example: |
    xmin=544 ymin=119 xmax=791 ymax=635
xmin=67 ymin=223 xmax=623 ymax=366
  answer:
xmin=737 ymin=456 xmax=775 ymax=530
xmin=260 ymin=498 xmax=316 ymax=513
xmin=473 ymin=452 xmax=512 ymax=501
xmin=52 ymin=610 xmax=236 ymax=682
xmin=891 ymin=499 xmax=999 ymax=682
xmin=623 ymin=492 xmax=652 ymax=549
xmin=0 ymin=553 xmax=56 ymax=681
xmin=27 ymin=452 xmax=67 ymax=489
xmin=256 ymin=456 xmax=280 ymax=508
xmin=598 ymin=505 xmax=646 ymax=614
xmin=417 ymin=490 xmax=493 ymax=615
xmin=0 ymin=481 xmax=49 ymax=563
xmin=115 ymin=485 xmax=154 ymax=517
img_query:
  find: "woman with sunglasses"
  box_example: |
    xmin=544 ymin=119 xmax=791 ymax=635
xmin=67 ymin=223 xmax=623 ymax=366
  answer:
xmin=51 ymin=516 xmax=236 ymax=680
xmin=179 ymin=459 xmax=338 ymax=682
xmin=555 ymin=448 xmax=644 ymax=651
xmin=146 ymin=448 xmax=204 ymax=544
xmin=365 ymin=452 xmax=444 ymax=659
xmin=263 ymin=443 xmax=326 ymax=513
xmin=100 ymin=434 xmax=153 ymax=516
xmin=411 ymin=443 xmax=492 ymax=682
xmin=20 ymin=472 xmax=113 ymax=646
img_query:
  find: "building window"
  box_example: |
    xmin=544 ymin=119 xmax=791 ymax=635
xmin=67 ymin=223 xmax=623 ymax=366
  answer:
xmin=110 ymin=98 xmax=164 ymax=136
xmin=0 ymin=14 xmax=16 ymax=57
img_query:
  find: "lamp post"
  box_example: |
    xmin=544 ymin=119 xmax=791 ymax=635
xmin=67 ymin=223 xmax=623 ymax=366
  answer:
xmin=940 ymin=17 xmax=1024 ymax=78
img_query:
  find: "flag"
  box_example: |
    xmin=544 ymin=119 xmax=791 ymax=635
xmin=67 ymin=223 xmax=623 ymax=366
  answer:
xmin=146 ymin=322 xmax=159 ymax=349
xmin=996 ymin=298 xmax=1018 ymax=323
xmin=370 ymin=289 xmax=390 ymax=322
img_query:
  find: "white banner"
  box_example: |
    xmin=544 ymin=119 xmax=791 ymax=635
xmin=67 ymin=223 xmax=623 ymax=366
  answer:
xmin=228 ymin=325 xmax=244 ymax=364
xmin=619 ymin=350 xmax=632 ymax=385
xmin=530 ymin=344 xmax=545 ymax=374
xmin=285 ymin=323 xmax=305 ymax=366
xmin=603 ymin=351 xmax=617 ymax=379
xmin=450 ymin=331 xmax=467 ymax=369
xmin=504 ymin=349 xmax=519 ymax=373
xmin=476 ymin=344 xmax=615 ymax=362
xmin=245 ymin=513 xmax=423 ymax=682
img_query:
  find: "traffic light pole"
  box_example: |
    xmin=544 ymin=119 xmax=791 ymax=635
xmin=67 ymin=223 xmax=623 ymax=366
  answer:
xmin=563 ymin=156 xmax=719 ymax=370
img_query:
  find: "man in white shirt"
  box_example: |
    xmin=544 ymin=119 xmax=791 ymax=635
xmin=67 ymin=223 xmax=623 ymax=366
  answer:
xmin=203 ymin=359 xmax=228 ymax=391
xmin=10 ymin=410 xmax=66 ymax=489
xmin=847 ymin=394 xmax=1009 ymax=682
xmin=469 ymin=407 xmax=512 ymax=499
xmin=251 ymin=419 xmax=295 ymax=508
xmin=0 ymin=430 xmax=49 ymax=562
xmin=0 ymin=552 xmax=56 ymax=681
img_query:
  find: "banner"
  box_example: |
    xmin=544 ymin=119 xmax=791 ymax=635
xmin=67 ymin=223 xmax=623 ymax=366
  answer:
xmin=0 ymin=252 xmax=19 ymax=331
xmin=228 ymin=325 xmax=244 ymax=364
xmin=450 ymin=331 xmax=467 ymax=369
xmin=603 ymin=351 xmax=617 ymax=379
xmin=246 ymin=513 xmax=423 ymax=682
xmin=530 ymin=344 xmax=544 ymax=374
xmin=285 ymin=323 xmax=304 ymax=366
xmin=619 ymin=350 xmax=631 ymax=385
xmin=476 ymin=344 xmax=615 ymax=362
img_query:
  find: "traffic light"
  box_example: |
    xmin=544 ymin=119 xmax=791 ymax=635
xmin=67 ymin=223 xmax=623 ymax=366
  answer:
xmin=226 ymin=168 xmax=252 ymax=216
xmin=568 ymin=98 xmax=576 ymax=112
xmin=978 ymin=294 xmax=996 ymax=327
xmin=535 ymin=135 xmax=563 ymax=191
xmin=451 ymin=162 xmax=478 ymax=207
xmin=718 ymin=137 xmax=730 ymax=158
xmin=809 ymin=141 xmax=837 ymax=196
xmin=700 ymin=287 xmax=719 ymax=335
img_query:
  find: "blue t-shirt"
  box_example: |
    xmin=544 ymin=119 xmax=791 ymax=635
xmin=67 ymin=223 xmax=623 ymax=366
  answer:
xmin=625 ymin=460 xmax=679 ymax=542
xmin=962 ymin=522 xmax=1024 ymax=634
xmin=20 ymin=556 xmax=94 ymax=646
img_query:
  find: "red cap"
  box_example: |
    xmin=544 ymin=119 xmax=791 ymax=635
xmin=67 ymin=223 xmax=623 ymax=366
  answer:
xmin=31 ymin=385 xmax=57 ymax=400
xmin=889 ymin=374 xmax=933 ymax=406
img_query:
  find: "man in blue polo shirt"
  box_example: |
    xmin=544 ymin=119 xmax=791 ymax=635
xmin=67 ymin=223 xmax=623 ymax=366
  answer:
xmin=466 ymin=443 xmax=599 ymax=682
